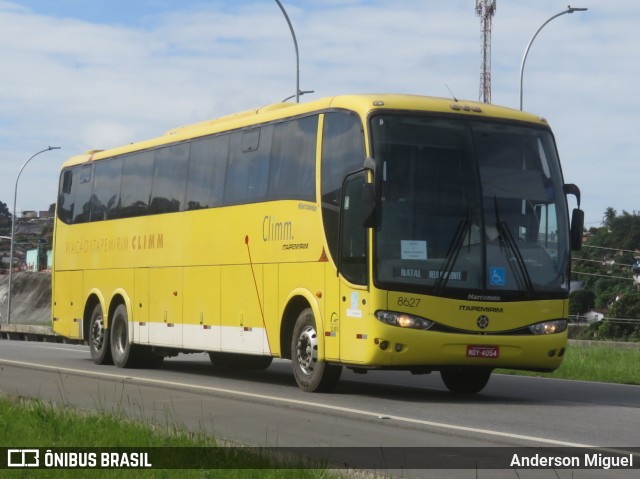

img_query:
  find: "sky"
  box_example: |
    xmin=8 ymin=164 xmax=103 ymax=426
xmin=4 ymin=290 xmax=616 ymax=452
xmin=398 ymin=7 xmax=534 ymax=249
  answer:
xmin=0 ymin=0 xmax=636 ymax=228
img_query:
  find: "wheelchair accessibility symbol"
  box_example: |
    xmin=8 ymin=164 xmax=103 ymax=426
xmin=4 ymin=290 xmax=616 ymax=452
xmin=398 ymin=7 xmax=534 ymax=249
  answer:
xmin=489 ymin=267 xmax=506 ymax=286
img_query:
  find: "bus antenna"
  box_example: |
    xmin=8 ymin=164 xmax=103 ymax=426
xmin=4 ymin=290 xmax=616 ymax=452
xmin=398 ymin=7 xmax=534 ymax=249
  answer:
xmin=445 ymin=84 xmax=459 ymax=102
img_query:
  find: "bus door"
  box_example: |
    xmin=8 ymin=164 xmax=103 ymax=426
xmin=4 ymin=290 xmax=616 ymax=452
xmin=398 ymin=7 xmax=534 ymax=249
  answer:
xmin=338 ymin=172 xmax=370 ymax=363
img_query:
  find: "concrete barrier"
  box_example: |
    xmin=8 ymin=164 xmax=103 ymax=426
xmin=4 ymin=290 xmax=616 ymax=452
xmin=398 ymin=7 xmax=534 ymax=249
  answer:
xmin=0 ymin=323 xmax=82 ymax=344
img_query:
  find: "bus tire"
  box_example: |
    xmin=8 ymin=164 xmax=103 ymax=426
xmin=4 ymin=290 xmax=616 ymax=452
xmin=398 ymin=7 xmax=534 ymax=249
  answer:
xmin=440 ymin=368 xmax=492 ymax=394
xmin=209 ymin=352 xmax=273 ymax=370
xmin=110 ymin=304 xmax=141 ymax=368
xmin=89 ymin=303 xmax=112 ymax=365
xmin=291 ymin=308 xmax=341 ymax=392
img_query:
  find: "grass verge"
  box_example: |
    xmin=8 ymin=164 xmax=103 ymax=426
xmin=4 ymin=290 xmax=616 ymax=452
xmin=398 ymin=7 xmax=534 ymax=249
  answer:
xmin=0 ymin=395 xmax=334 ymax=478
xmin=497 ymin=342 xmax=640 ymax=385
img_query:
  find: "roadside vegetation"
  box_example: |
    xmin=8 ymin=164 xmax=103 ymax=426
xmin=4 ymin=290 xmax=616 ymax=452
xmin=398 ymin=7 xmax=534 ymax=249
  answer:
xmin=497 ymin=342 xmax=640 ymax=385
xmin=0 ymin=395 xmax=332 ymax=479
xmin=570 ymin=208 xmax=640 ymax=342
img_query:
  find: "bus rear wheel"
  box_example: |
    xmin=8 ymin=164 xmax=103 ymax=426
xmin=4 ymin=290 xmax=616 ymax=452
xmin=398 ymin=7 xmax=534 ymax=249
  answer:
xmin=440 ymin=368 xmax=492 ymax=394
xmin=110 ymin=304 xmax=141 ymax=368
xmin=89 ymin=303 xmax=112 ymax=365
xmin=291 ymin=308 xmax=341 ymax=392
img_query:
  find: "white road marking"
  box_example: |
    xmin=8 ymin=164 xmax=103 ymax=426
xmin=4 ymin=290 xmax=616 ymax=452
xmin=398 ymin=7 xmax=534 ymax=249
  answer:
xmin=0 ymin=341 xmax=86 ymax=353
xmin=0 ymin=357 xmax=598 ymax=448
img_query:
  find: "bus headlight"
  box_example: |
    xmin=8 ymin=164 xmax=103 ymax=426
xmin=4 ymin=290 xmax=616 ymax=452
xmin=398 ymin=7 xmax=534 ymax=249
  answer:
xmin=528 ymin=319 xmax=567 ymax=335
xmin=375 ymin=311 xmax=434 ymax=331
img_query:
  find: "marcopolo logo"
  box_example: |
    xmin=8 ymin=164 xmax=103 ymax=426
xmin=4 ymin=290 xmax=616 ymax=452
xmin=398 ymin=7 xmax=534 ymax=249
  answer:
xmin=476 ymin=315 xmax=490 ymax=329
xmin=8 ymin=449 xmax=39 ymax=468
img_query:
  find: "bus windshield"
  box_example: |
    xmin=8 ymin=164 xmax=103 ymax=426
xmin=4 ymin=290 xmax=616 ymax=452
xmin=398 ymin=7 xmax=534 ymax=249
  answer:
xmin=372 ymin=114 xmax=570 ymax=299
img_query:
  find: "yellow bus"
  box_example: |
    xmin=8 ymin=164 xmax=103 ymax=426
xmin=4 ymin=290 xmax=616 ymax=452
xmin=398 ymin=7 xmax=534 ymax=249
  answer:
xmin=52 ymin=94 xmax=583 ymax=394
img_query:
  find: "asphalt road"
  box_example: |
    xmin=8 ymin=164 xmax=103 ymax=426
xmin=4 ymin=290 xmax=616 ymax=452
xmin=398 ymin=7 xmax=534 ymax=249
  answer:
xmin=0 ymin=339 xmax=638 ymax=478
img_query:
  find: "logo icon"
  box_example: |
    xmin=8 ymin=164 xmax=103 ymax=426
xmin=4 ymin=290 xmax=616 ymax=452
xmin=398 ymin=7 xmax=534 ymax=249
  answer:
xmin=477 ymin=315 xmax=490 ymax=329
xmin=7 ymin=449 xmax=40 ymax=468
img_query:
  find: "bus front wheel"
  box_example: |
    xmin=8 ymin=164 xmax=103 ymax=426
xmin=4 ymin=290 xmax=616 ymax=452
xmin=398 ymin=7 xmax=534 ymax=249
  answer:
xmin=440 ymin=368 xmax=492 ymax=394
xmin=89 ymin=303 xmax=112 ymax=365
xmin=291 ymin=308 xmax=341 ymax=392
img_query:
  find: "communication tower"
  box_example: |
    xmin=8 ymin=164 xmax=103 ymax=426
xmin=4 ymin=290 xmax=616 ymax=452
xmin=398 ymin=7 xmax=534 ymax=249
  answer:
xmin=476 ymin=0 xmax=496 ymax=103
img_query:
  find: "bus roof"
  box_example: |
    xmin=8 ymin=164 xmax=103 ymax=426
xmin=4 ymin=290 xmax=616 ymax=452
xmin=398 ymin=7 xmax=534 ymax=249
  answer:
xmin=62 ymin=94 xmax=547 ymax=168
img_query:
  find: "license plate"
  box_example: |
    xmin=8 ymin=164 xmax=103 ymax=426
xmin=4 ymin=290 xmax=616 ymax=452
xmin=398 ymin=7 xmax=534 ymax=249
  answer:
xmin=466 ymin=345 xmax=499 ymax=358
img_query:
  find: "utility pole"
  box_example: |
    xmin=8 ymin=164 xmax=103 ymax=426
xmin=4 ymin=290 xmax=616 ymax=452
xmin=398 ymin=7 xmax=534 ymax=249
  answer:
xmin=519 ymin=5 xmax=587 ymax=110
xmin=6 ymin=146 xmax=60 ymax=324
xmin=476 ymin=0 xmax=496 ymax=104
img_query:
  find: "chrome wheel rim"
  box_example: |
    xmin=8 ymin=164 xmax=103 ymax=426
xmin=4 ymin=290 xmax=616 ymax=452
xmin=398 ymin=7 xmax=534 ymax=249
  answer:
xmin=296 ymin=324 xmax=318 ymax=375
xmin=90 ymin=314 xmax=105 ymax=351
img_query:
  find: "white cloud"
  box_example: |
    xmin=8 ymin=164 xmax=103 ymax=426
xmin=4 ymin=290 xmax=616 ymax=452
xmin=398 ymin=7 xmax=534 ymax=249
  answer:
xmin=0 ymin=0 xmax=638 ymax=227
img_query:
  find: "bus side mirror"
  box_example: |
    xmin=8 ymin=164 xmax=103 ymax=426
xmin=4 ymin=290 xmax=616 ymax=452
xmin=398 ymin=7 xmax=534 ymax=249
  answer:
xmin=563 ymin=183 xmax=581 ymax=206
xmin=563 ymin=183 xmax=583 ymax=251
xmin=570 ymin=208 xmax=584 ymax=251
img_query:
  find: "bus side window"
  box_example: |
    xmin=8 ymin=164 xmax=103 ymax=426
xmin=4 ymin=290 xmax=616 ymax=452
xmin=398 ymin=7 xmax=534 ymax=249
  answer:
xmin=268 ymin=116 xmax=318 ymax=201
xmin=92 ymin=158 xmax=123 ymax=221
xmin=58 ymin=169 xmax=75 ymax=224
xmin=73 ymin=164 xmax=93 ymax=224
xmin=150 ymin=143 xmax=190 ymax=214
xmin=321 ymin=111 xmax=366 ymax=262
xmin=62 ymin=169 xmax=73 ymax=194
xmin=224 ymin=126 xmax=273 ymax=205
xmin=186 ymin=135 xmax=229 ymax=210
xmin=119 ymin=152 xmax=154 ymax=218
xmin=340 ymin=172 xmax=368 ymax=285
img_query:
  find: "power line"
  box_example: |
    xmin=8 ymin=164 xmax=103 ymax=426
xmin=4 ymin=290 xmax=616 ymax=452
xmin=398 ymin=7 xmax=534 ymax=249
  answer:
xmin=582 ymin=244 xmax=640 ymax=255
xmin=569 ymin=315 xmax=640 ymax=325
xmin=603 ymin=317 xmax=640 ymax=325
xmin=572 ymin=258 xmax=633 ymax=269
xmin=572 ymin=271 xmax=634 ymax=281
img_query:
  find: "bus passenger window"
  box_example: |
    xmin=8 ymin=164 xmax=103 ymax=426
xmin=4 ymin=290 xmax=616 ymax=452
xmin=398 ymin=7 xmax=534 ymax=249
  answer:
xmin=91 ymin=158 xmax=123 ymax=221
xmin=150 ymin=143 xmax=189 ymax=214
xmin=186 ymin=135 xmax=228 ymax=210
xmin=57 ymin=169 xmax=75 ymax=224
xmin=73 ymin=164 xmax=93 ymax=224
xmin=224 ymin=126 xmax=272 ymax=205
xmin=119 ymin=152 xmax=154 ymax=218
xmin=268 ymin=116 xmax=317 ymax=201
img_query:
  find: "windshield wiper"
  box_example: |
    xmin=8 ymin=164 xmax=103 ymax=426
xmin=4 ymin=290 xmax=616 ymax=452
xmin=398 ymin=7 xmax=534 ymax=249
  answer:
xmin=435 ymin=207 xmax=471 ymax=291
xmin=493 ymin=196 xmax=533 ymax=293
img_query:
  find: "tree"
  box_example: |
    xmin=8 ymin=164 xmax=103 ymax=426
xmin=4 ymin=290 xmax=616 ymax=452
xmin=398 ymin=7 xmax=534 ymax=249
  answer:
xmin=571 ymin=207 xmax=640 ymax=339
xmin=569 ymin=290 xmax=595 ymax=316
xmin=599 ymin=292 xmax=640 ymax=341
xmin=606 ymin=210 xmax=640 ymax=251
xmin=0 ymin=200 xmax=11 ymax=222
xmin=602 ymin=207 xmax=617 ymax=229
